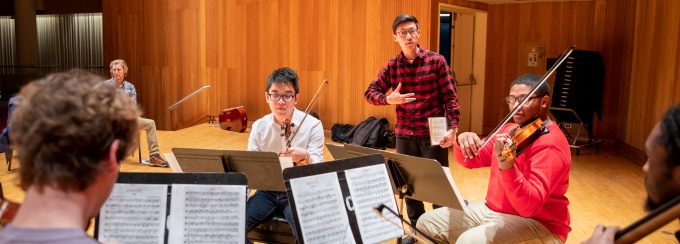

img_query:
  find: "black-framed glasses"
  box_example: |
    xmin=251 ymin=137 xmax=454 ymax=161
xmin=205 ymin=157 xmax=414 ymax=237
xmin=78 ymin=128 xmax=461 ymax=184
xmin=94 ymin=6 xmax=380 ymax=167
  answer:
xmin=268 ymin=93 xmax=295 ymax=102
xmin=505 ymin=95 xmax=541 ymax=105
xmin=396 ymin=29 xmax=418 ymax=38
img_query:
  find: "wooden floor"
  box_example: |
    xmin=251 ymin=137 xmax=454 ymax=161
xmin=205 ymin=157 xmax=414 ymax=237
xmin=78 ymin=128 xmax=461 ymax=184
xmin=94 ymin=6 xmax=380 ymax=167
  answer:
xmin=1 ymin=123 xmax=678 ymax=243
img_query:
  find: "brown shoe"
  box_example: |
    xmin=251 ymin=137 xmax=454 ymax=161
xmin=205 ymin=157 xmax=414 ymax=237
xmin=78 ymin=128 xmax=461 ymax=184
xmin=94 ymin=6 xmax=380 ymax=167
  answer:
xmin=149 ymin=154 xmax=169 ymax=167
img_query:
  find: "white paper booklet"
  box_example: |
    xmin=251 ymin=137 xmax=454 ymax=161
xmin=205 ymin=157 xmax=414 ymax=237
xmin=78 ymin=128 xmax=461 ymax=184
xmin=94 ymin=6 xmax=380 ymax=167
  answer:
xmin=428 ymin=117 xmax=448 ymax=146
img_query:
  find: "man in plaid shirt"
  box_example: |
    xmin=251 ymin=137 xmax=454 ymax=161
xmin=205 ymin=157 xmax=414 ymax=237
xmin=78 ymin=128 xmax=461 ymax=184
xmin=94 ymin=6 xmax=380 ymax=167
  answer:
xmin=364 ymin=14 xmax=460 ymax=241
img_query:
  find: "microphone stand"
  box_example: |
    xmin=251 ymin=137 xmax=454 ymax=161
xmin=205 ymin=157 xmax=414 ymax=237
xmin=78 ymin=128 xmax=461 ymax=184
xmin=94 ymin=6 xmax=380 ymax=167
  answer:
xmin=374 ymin=204 xmax=438 ymax=244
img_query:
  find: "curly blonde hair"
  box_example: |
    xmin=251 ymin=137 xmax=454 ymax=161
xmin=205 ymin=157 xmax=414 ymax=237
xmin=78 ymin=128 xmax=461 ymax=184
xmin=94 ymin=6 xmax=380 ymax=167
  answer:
xmin=10 ymin=69 xmax=140 ymax=192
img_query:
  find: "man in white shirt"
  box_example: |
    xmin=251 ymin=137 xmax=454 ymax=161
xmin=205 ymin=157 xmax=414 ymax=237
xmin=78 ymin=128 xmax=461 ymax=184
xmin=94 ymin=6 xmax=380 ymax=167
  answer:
xmin=245 ymin=67 xmax=324 ymax=243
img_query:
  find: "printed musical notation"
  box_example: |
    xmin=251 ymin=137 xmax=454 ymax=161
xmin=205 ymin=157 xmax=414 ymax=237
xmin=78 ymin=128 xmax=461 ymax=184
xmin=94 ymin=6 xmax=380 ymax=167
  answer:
xmin=168 ymin=184 xmax=246 ymax=244
xmin=98 ymin=184 xmax=168 ymax=244
xmin=345 ymin=164 xmax=404 ymax=243
xmin=97 ymin=183 xmax=247 ymax=244
xmin=290 ymin=172 xmax=355 ymax=244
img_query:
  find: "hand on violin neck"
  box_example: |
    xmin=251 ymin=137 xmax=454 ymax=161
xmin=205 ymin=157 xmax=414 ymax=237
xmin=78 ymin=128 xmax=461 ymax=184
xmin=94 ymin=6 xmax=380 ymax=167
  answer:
xmin=493 ymin=133 xmax=516 ymax=170
xmin=280 ymin=146 xmax=310 ymax=164
xmin=457 ymin=132 xmax=482 ymax=159
xmin=386 ymin=83 xmax=416 ymax=105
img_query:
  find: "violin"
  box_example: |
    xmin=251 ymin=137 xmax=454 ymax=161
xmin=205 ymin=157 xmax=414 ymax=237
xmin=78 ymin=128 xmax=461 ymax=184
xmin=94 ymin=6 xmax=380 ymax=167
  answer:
xmin=280 ymin=79 xmax=329 ymax=165
xmin=500 ymin=117 xmax=547 ymax=162
xmin=280 ymin=118 xmax=307 ymax=165
xmin=0 ymin=198 xmax=20 ymax=224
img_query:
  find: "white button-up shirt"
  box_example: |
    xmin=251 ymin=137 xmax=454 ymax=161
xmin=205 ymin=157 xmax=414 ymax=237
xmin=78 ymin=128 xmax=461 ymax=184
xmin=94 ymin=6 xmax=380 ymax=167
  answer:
xmin=248 ymin=109 xmax=324 ymax=164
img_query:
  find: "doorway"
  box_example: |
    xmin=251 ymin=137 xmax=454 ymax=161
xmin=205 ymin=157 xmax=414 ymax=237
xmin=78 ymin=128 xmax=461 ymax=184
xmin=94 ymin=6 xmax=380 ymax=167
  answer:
xmin=438 ymin=5 xmax=487 ymax=134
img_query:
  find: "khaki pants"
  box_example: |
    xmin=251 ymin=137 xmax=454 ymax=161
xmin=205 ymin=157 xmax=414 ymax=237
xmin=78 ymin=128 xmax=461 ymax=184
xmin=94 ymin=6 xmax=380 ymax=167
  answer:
xmin=416 ymin=202 xmax=563 ymax=244
xmin=138 ymin=117 xmax=159 ymax=156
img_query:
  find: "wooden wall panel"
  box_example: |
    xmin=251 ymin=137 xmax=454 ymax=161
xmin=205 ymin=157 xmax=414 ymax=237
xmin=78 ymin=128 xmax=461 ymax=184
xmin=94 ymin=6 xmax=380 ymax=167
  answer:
xmin=482 ymin=1 xmax=612 ymax=136
xmin=624 ymin=0 xmax=680 ymax=149
xmin=105 ymin=0 xmax=471 ymax=131
xmin=602 ymin=0 xmax=636 ymax=141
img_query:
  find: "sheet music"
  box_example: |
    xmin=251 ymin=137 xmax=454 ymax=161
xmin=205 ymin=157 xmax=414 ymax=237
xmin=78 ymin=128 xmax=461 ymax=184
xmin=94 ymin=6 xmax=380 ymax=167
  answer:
xmin=290 ymin=172 xmax=355 ymax=244
xmin=428 ymin=117 xmax=447 ymax=146
xmin=98 ymin=184 xmax=168 ymax=244
xmin=168 ymin=184 xmax=246 ymax=244
xmin=443 ymin=166 xmax=468 ymax=211
xmin=345 ymin=164 xmax=403 ymax=243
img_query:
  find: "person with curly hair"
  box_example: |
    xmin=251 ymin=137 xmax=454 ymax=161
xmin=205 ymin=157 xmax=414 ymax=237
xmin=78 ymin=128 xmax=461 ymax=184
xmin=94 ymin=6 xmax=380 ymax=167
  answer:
xmin=0 ymin=69 xmax=139 ymax=243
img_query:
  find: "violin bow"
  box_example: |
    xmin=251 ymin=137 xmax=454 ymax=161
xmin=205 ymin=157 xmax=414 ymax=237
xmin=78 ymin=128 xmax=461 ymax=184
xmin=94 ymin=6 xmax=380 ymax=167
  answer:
xmin=286 ymin=79 xmax=329 ymax=148
xmin=615 ymin=195 xmax=680 ymax=243
xmin=476 ymin=45 xmax=576 ymax=151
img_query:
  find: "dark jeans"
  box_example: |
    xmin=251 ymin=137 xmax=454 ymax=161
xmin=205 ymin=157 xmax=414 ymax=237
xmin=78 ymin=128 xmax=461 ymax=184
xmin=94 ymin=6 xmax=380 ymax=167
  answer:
xmin=245 ymin=190 xmax=298 ymax=243
xmin=396 ymin=136 xmax=448 ymax=227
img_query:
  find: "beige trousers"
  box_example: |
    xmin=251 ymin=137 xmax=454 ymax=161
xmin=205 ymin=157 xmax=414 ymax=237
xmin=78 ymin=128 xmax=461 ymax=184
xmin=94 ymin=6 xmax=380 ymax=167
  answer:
xmin=138 ymin=117 xmax=159 ymax=156
xmin=416 ymin=202 xmax=563 ymax=244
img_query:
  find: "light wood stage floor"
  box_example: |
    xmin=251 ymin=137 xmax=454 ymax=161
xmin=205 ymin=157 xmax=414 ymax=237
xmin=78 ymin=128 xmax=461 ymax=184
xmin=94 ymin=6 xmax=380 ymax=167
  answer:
xmin=0 ymin=123 xmax=677 ymax=243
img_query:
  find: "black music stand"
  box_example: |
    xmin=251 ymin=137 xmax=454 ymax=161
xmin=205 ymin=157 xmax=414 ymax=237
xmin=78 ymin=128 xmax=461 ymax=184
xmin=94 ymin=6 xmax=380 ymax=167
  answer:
xmin=172 ymin=148 xmax=285 ymax=192
xmin=172 ymin=148 xmax=295 ymax=243
xmin=326 ymin=143 xmax=351 ymax=160
xmin=282 ymin=154 xmax=404 ymax=243
xmin=94 ymin=172 xmax=248 ymax=244
xmin=342 ymin=144 xmax=467 ymax=211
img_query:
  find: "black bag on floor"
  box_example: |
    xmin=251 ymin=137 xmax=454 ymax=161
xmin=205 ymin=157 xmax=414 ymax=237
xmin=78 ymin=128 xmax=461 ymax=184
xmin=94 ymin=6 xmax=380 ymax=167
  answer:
xmin=381 ymin=129 xmax=396 ymax=148
xmin=348 ymin=117 xmax=389 ymax=149
xmin=331 ymin=123 xmax=355 ymax=143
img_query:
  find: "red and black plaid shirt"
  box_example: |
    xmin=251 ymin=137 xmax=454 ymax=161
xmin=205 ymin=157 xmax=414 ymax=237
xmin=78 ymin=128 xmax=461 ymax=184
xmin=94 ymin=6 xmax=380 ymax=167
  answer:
xmin=365 ymin=46 xmax=460 ymax=138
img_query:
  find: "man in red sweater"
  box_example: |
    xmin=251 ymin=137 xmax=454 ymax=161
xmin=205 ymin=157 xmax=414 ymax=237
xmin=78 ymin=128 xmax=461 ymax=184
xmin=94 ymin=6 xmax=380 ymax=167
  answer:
xmin=416 ymin=74 xmax=571 ymax=243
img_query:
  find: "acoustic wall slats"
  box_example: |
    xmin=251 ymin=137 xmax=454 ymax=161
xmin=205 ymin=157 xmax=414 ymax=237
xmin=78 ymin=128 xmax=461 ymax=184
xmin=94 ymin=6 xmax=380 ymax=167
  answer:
xmin=1 ymin=14 xmax=103 ymax=75
xmin=0 ymin=18 xmax=16 ymax=69
xmin=103 ymin=0 xmax=435 ymax=131
xmin=483 ymin=1 xmax=615 ymax=137
xmin=625 ymin=0 xmax=680 ymax=150
xmin=602 ymin=0 xmax=636 ymax=141
xmin=36 ymin=14 xmax=103 ymax=73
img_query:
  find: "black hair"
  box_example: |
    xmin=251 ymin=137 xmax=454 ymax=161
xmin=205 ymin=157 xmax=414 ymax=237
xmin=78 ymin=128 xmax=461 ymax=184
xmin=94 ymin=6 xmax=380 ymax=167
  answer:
xmin=392 ymin=14 xmax=419 ymax=34
xmin=657 ymin=103 xmax=680 ymax=168
xmin=266 ymin=67 xmax=299 ymax=94
xmin=510 ymin=74 xmax=550 ymax=97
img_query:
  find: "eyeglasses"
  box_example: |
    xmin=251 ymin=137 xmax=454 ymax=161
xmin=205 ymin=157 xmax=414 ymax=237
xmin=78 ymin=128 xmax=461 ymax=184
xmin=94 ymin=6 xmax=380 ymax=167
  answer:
xmin=396 ymin=29 xmax=418 ymax=38
xmin=268 ymin=93 xmax=295 ymax=102
xmin=505 ymin=95 xmax=541 ymax=105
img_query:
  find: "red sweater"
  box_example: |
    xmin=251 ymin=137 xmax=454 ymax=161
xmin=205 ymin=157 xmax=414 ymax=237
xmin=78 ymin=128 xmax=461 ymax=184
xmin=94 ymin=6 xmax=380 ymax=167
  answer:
xmin=455 ymin=122 xmax=571 ymax=242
